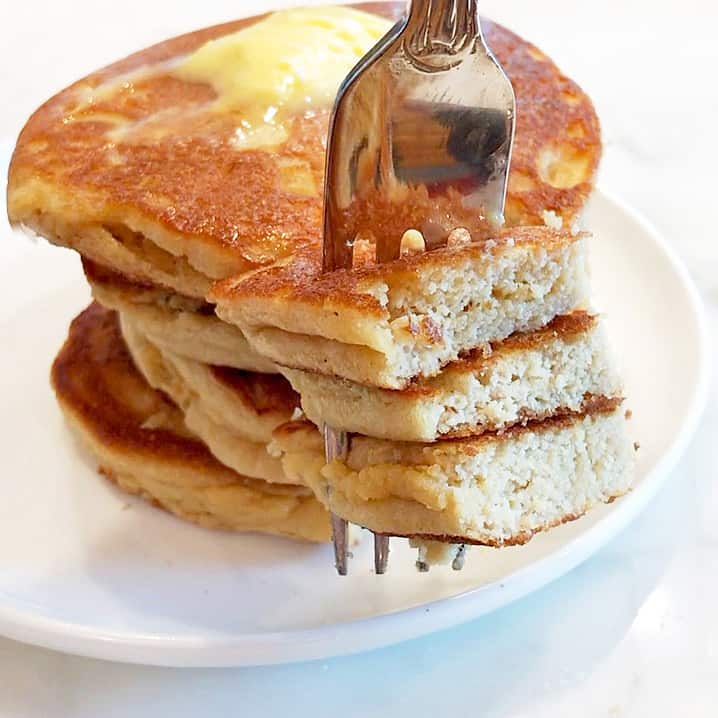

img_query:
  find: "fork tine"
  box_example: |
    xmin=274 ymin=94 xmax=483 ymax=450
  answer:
xmin=373 ymin=533 xmax=390 ymax=574
xmin=451 ymin=544 xmax=467 ymax=571
xmin=415 ymin=543 xmax=430 ymax=572
xmin=331 ymin=514 xmax=349 ymax=575
xmin=324 ymin=425 xmax=351 ymax=575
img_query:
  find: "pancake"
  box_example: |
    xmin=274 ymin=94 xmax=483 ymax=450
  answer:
xmin=281 ymin=312 xmax=622 ymax=441
xmin=214 ymin=226 xmax=589 ymax=388
xmin=8 ymin=3 xmax=601 ymax=301
xmin=84 ymin=259 xmax=276 ymax=372
xmin=51 ymin=303 xmax=330 ymax=542
xmin=119 ymin=315 xmax=298 ymax=484
xmin=270 ymin=401 xmax=634 ymax=546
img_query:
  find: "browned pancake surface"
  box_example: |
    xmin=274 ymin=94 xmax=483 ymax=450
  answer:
xmin=9 ymin=3 xmax=600 ymax=281
xmin=51 ymin=303 xmax=332 ymax=540
xmin=52 ymin=303 xmax=235 ymax=471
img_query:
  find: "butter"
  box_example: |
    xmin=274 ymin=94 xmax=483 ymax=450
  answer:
xmin=174 ymin=6 xmax=390 ymax=147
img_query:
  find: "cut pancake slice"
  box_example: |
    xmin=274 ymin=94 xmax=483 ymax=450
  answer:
xmin=120 ymin=315 xmax=300 ymax=484
xmin=213 ymin=227 xmax=590 ymax=389
xmin=51 ymin=303 xmax=330 ymax=542
xmin=85 ymin=260 xmax=276 ymax=373
xmin=283 ymin=312 xmax=621 ymax=442
xmin=271 ymin=401 xmax=634 ymax=546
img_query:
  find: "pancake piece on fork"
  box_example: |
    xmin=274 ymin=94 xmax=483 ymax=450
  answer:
xmin=280 ymin=312 xmax=623 ymax=442
xmin=213 ymin=225 xmax=590 ymax=388
xmin=51 ymin=303 xmax=330 ymax=542
xmin=270 ymin=402 xmax=634 ymax=547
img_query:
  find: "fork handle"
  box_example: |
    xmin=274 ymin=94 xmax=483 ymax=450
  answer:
xmin=406 ymin=0 xmax=481 ymax=57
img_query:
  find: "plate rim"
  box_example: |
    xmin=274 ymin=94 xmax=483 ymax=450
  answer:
xmin=0 ymin=187 xmax=710 ymax=667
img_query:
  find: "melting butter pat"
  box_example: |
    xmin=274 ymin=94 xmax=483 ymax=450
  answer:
xmin=175 ymin=6 xmax=390 ymax=114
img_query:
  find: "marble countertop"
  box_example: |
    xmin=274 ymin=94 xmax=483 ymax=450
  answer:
xmin=1 ymin=0 xmax=716 ymax=715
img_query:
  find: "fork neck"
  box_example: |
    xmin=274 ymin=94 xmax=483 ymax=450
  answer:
xmin=405 ymin=0 xmax=481 ymax=58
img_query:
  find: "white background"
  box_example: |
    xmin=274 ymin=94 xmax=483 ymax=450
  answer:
xmin=1 ymin=1 xmax=717 ymax=715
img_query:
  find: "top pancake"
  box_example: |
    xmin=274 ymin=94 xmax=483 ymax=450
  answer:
xmin=7 ymin=3 xmax=601 ymax=299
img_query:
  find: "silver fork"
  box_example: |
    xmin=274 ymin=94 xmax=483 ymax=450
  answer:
xmin=322 ymin=0 xmax=515 ymax=575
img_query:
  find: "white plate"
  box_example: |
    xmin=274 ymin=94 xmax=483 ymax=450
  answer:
xmin=0 ymin=187 xmax=708 ymax=667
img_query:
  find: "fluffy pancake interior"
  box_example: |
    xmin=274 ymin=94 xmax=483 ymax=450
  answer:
xmin=271 ymin=403 xmax=634 ymax=545
xmin=282 ymin=312 xmax=622 ymax=441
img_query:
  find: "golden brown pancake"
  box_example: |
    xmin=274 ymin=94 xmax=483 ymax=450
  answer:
xmin=213 ymin=226 xmax=590 ymax=388
xmin=271 ymin=399 xmax=634 ymax=546
xmin=280 ymin=312 xmax=623 ymax=441
xmin=119 ymin=313 xmax=300 ymax=484
xmin=51 ymin=303 xmax=330 ymax=542
xmin=7 ymin=3 xmax=601 ymax=299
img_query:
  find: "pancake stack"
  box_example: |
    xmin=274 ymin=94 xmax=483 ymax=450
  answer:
xmin=7 ymin=4 xmax=634 ymax=563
